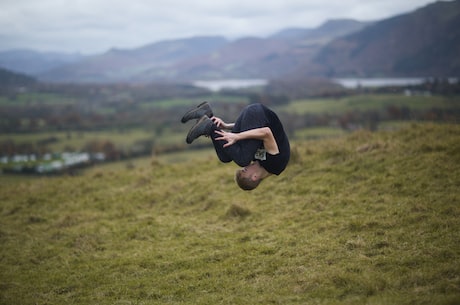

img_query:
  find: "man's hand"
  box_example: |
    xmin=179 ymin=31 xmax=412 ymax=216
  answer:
xmin=214 ymin=130 xmax=239 ymax=147
xmin=211 ymin=117 xmax=234 ymax=130
xmin=214 ymin=127 xmax=279 ymax=154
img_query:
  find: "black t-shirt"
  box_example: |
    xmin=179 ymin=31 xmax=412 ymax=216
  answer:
xmin=257 ymin=105 xmax=290 ymax=175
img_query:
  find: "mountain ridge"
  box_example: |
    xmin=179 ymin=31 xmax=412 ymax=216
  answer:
xmin=0 ymin=49 xmax=84 ymax=76
xmin=37 ymin=18 xmax=369 ymax=83
xmin=312 ymin=0 xmax=460 ymax=77
xmin=0 ymin=1 xmax=458 ymax=83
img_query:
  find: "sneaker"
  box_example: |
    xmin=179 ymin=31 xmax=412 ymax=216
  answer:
xmin=181 ymin=102 xmax=213 ymax=123
xmin=186 ymin=115 xmax=214 ymax=144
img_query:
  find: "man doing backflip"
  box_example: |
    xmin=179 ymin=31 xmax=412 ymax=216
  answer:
xmin=181 ymin=102 xmax=290 ymax=191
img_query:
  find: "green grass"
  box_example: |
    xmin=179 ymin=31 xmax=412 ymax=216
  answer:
xmin=293 ymin=126 xmax=347 ymax=140
xmin=282 ymin=94 xmax=460 ymax=115
xmin=1 ymin=123 xmax=459 ymax=305
xmin=140 ymin=95 xmax=246 ymax=109
xmin=0 ymin=92 xmax=76 ymax=106
xmin=0 ymin=128 xmax=158 ymax=152
xmin=3 ymin=93 xmax=458 ymax=157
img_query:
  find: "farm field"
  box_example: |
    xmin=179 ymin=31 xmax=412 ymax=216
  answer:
xmin=2 ymin=89 xmax=459 ymax=174
xmin=1 ymin=123 xmax=459 ymax=304
xmin=2 ymin=93 xmax=458 ymax=152
xmin=280 ymin=94 xmax=459 ymax=115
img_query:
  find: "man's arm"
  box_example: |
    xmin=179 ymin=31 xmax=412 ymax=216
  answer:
xmin=214 ymin=127 xmax=279 ymax=155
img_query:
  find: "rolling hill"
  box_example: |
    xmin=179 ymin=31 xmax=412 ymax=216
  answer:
xmin=0 ymin=67 xmax=37 ymax=88
xmin=1 ymin=123 xmax=459 ymax=304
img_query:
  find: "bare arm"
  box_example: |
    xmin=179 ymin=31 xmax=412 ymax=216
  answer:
xmin=214 ymin=127 xmax=279 ymax=155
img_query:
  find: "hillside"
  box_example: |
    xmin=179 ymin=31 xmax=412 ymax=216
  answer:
xmin=39 ymin=36 xmax=228 ymax=83
xmin=164 ymin=19 xmax=371 ymax=81
xmin=1 ymin=123 xmax=459 ymax=304
xmin=0 ymin=50 xmax=84 ymax=76
xmin=37 ymin=19 xmax=366 ymax=83
xmin=313 ymin=0 xmax=460 ymax=77
xmin=270 ymin=19 xmax=371 ymax=43
xmin=0 ymin=67 xmax=37 ymax=88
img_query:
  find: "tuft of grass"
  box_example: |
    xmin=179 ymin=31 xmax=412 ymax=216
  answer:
xmin=0 ymin=123 xmax=459 ymax=305
xmin=225 ymin=203 xmax=252 ymax=218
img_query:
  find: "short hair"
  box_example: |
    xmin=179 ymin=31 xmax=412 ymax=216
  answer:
xmin=235 ymin=169 xmax=262 ymax=191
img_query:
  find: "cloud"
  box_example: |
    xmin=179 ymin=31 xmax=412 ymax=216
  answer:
xmin=0 ymin=0 xmax=437 ymax=54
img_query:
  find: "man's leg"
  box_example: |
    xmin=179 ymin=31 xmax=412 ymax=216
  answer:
xmin=211 ymin=104 xmax=268 ymax=167
xmin=211 ymin=124 xmax=233 ymax=163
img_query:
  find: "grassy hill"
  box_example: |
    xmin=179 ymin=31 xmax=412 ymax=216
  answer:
xmin=1 ymin=123 xmax=459 ymax=305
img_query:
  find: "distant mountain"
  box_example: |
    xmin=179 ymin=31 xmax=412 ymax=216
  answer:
xmin=1 ymin=1 xmax=456 ymax=83
xmin=270 ymin=19 xmax=372 ymax=43
xmin=0 ymin=67 xmax=37 ymax=88
xmin=37 ymin=19 xmax=368 ymax=83
xmin=0 ymin=50 xmax=85 ymax=76
xmin=269 ymin=28 xmax=312 ymax=41
xmin=141 ymin=37 xmax=293 ymax=81
xmin=39 ymin=36 xmax=228 ymax=83
xmin=312 ymin=0 xmax=460 ymax=77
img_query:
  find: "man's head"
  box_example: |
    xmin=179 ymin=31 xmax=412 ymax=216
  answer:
xmin=234 ymin=162 xmax=269 ymax=191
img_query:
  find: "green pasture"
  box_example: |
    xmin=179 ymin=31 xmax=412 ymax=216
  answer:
xmin=140 ymin=95 xmax=245 ymax=109
xmin=0 ymin=128 xmax=156 ymax=151
xmin=293 ymin=122 xmax=416 ymax=140
xmin=281 ymin=94 xmax=459 ymax=115
xmin=1 ymin=123 xmax=459 ymax=304
xmin=83 ymin=148 xmax=216 ymax=174
xmin=293 ymin=126 xmax=346 ymax=140
xmin=0 ymin=92 xmax=76 ymax=106
xmin=2 ymin=92 xmax=459 ymax=167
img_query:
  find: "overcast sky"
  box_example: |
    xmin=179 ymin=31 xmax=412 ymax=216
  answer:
xmin=0 ymin=0 xmax=437 ymax=54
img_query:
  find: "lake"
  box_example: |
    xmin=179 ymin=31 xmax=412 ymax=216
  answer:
xmin=332 ymin=77 xmax=429 ymax=89
xmin=193 ymin=77 xmax=457 ymax=91
xmin=192 ymin=79 xmax=268 ymax=91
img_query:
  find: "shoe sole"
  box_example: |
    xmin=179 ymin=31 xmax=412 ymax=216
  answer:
xmin=181 ymin=102 xmax=213 ymax=123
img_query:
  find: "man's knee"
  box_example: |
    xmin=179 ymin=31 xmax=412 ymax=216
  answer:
xmin=217 ymin=155 xmax=232 ymax=163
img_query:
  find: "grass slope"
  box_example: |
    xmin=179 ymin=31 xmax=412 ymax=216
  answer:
xmin=1 ymin=123 xmax=459 ymax=305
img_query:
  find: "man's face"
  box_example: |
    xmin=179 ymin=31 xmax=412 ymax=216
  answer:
xmin=239 ymin=162 xmax=258 ymax=180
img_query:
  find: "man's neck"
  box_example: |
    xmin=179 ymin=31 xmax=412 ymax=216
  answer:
xmin=254 ymin=161 xmax=272 ymax=179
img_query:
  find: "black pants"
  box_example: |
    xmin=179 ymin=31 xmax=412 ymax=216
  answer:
xmin=211 ymin=104 xmax=267 ymax=167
